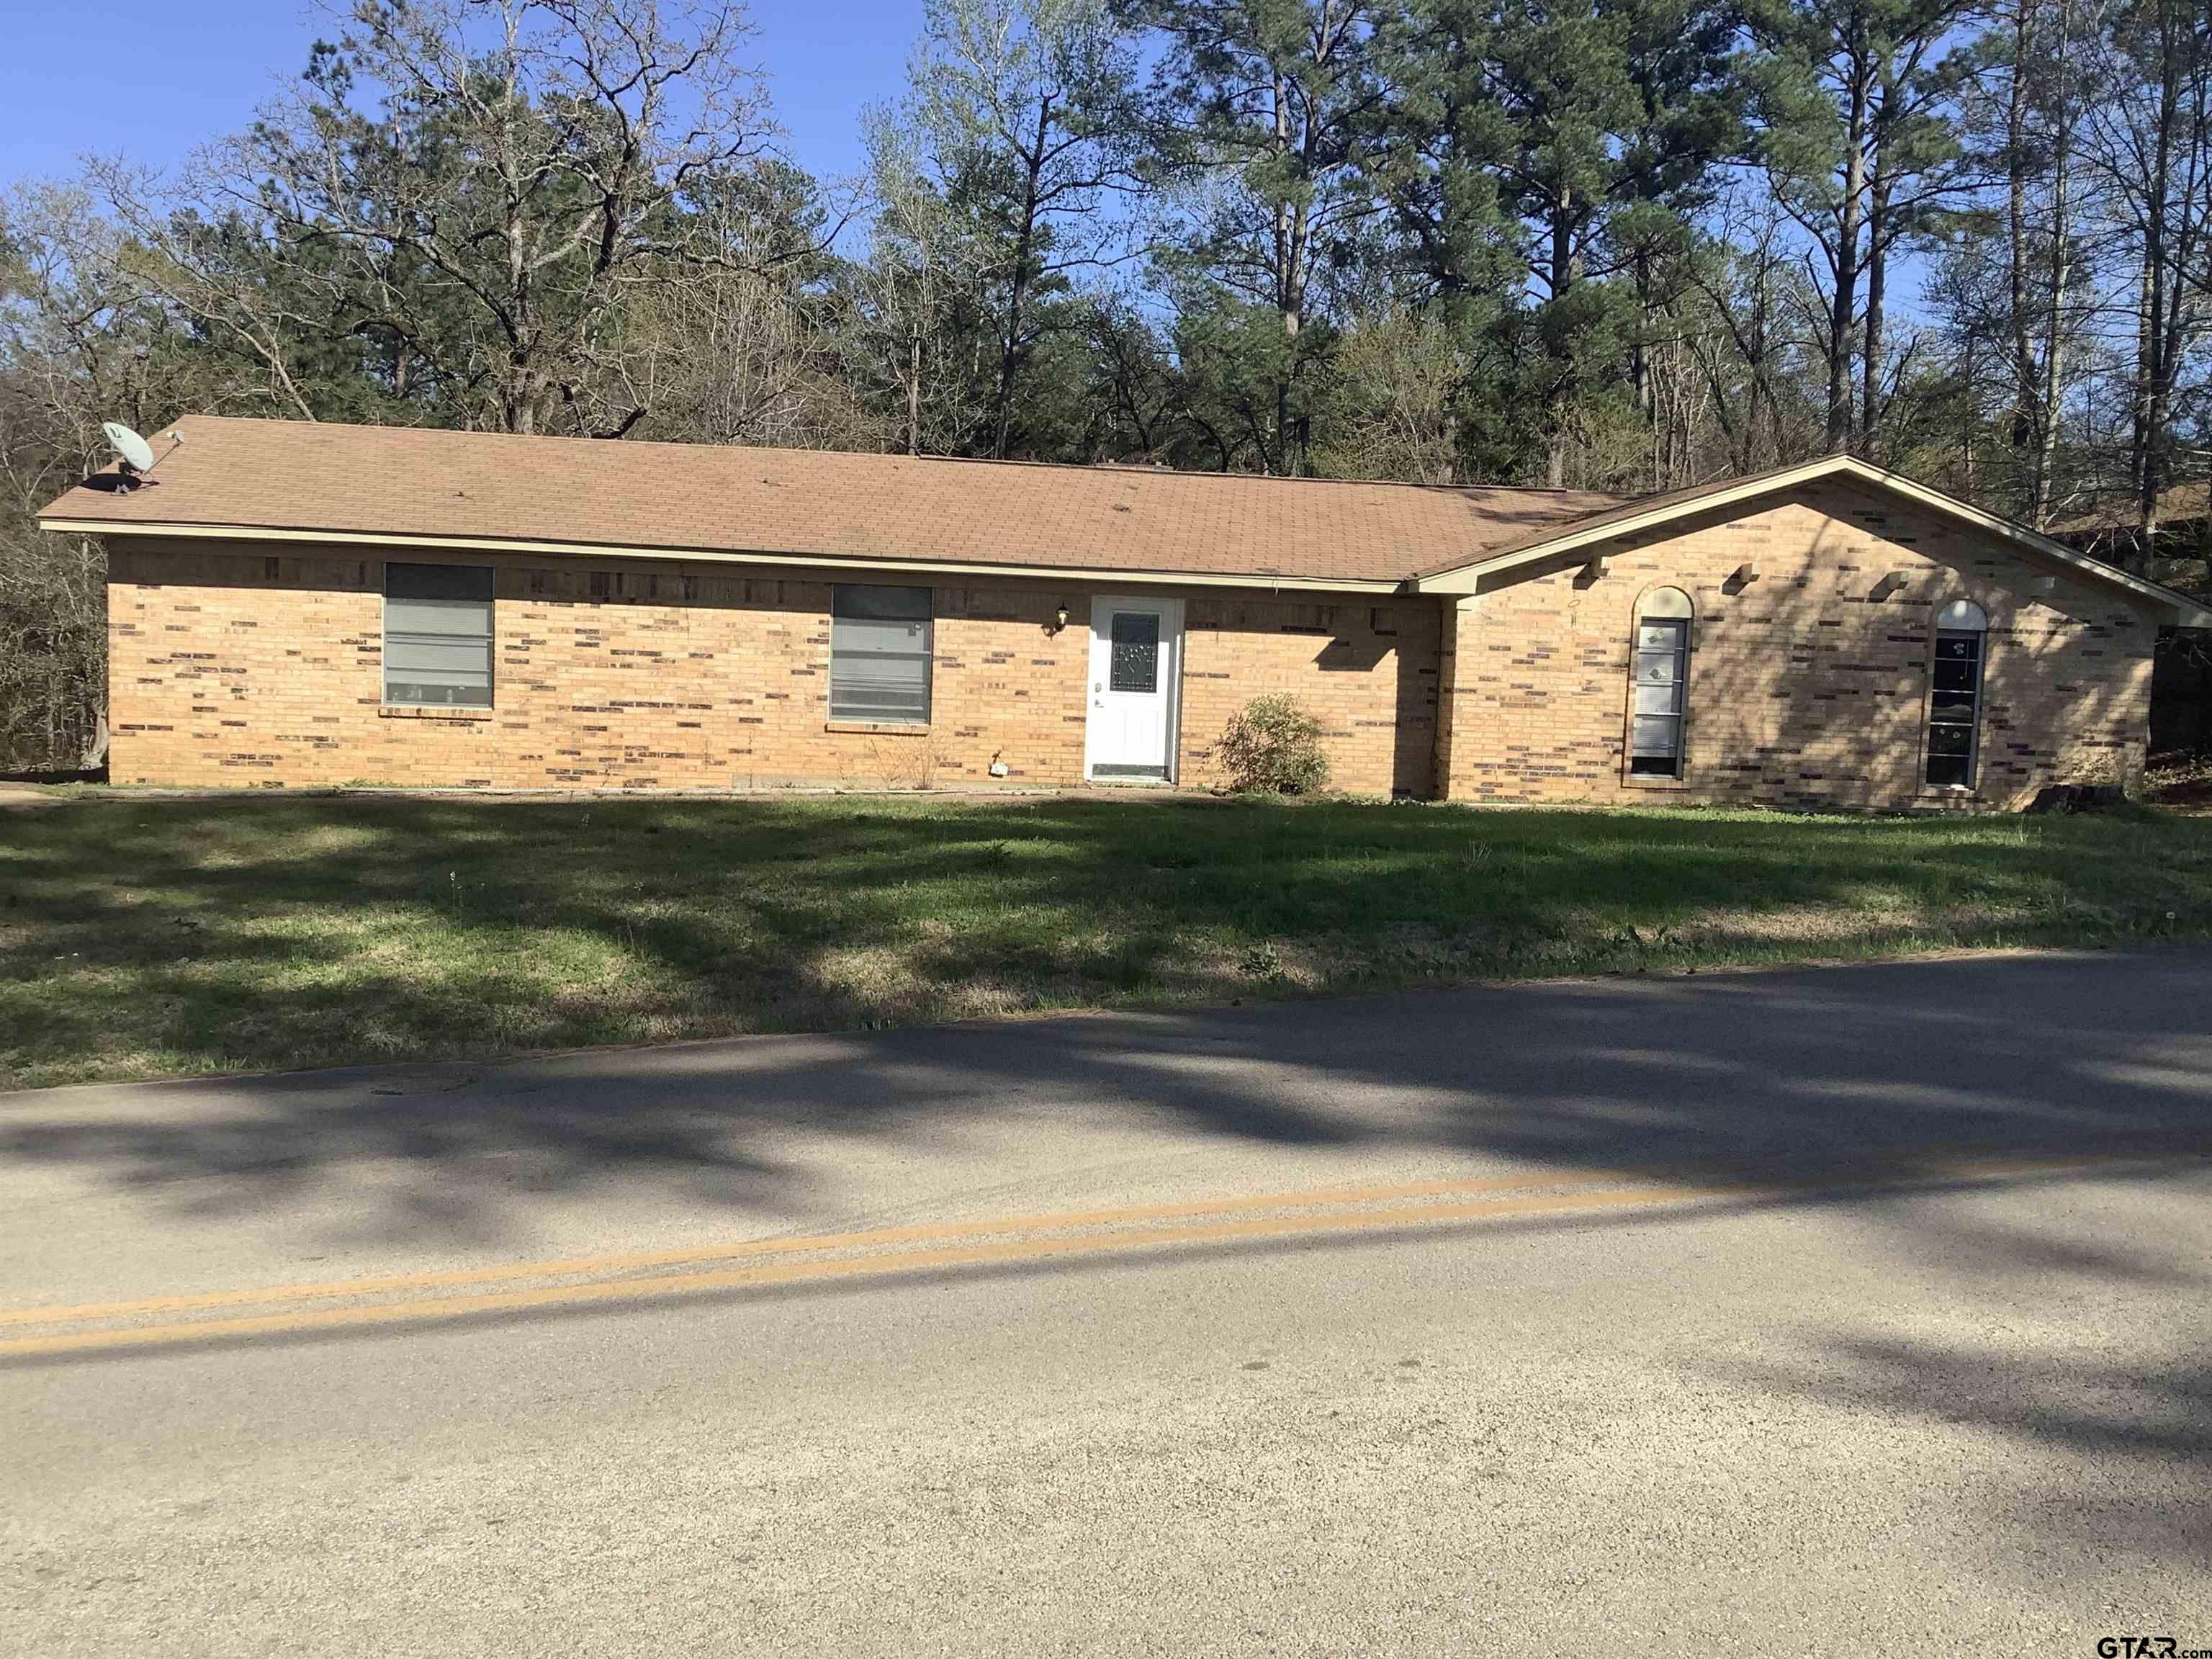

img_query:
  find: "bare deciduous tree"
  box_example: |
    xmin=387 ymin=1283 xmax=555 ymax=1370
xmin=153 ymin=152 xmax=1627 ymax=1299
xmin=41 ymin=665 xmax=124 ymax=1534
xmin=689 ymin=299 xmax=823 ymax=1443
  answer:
xmin=839 ymin=108 xmax=996 ymax=457
xmin=132 ymin=0 xmax=779 ymax=436
xmin=2079 ymin=0 xmax=2212 ymax=537
xmin=0 ymin=185 xmax=211 ymax=768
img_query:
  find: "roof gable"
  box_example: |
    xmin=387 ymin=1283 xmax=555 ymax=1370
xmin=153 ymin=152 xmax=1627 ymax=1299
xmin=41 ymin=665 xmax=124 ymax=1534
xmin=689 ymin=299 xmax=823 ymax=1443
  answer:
xmin=1410 ymin=453 xmax=2212 ymax=625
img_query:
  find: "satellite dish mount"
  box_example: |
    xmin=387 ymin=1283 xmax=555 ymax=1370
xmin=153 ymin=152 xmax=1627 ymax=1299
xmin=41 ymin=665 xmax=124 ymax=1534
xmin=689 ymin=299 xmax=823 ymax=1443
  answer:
xmin=101 ymin=421 xmax=182 ymax=490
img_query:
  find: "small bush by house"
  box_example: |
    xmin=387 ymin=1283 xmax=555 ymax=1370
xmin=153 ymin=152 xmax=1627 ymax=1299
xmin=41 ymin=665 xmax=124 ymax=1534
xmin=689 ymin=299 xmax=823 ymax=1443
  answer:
xmin=1219 ymin=696 xmax=1331 ymax=795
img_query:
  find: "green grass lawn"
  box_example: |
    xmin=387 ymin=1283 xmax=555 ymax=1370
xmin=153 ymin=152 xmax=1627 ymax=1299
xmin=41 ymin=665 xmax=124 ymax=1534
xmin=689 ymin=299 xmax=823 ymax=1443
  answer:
xmin=5 ymin=790 xmax=2212 ymax=1089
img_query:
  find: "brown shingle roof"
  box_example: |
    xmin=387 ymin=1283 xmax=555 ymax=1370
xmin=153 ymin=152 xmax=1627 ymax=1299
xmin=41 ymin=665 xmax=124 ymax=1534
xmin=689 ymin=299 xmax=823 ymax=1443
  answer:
xmin=37 ymin=415 xmax=1627 ymax=589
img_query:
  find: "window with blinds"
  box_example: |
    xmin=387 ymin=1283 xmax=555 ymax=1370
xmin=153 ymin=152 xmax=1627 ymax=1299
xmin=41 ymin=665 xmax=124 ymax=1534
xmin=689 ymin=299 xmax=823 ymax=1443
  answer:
xmin=830 ymin=585 xmax=932 ymax=724
xmin=1925 ymin=600 xmax=1987 ymax=789
xmin=384 ymin=563 xmax=494 ymax=708
xmin=1628 ymin=588 xmax=1692 ymax=778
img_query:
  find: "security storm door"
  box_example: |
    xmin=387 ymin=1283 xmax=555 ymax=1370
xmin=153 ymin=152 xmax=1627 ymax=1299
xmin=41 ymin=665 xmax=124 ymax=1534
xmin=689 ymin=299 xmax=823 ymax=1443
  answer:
xmin=1085 ymin=596 xmax=1184 ymax=781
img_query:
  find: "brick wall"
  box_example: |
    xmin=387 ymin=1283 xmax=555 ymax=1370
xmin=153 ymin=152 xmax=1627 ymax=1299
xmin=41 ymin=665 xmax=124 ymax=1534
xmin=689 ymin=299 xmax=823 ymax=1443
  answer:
xmin=1182 ymin=594 xmax=1440 ymax=796
xmin=1436 ymin=480 xmax=2159 ymax=811
xmin=104 ymin=541 xmax=1441 ymax=795
xmin=102 ymin=483 xmax=2160 ymax=810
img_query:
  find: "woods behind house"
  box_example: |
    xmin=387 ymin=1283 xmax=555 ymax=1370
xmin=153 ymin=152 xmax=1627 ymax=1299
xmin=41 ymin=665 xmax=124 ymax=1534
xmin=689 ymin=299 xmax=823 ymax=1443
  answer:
xmin=4 ymin=0 xmax=2209 ymax=770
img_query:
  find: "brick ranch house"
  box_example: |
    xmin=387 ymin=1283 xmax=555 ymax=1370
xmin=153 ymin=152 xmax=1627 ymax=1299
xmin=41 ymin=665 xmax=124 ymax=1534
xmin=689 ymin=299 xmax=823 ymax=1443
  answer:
xmin=38 ymin=415 xmax=2212 ymax=809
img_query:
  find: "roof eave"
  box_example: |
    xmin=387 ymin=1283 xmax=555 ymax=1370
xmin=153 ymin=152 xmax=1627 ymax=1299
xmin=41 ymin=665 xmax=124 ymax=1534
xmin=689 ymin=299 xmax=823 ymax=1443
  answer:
xmin=40 ymin=515 xmax=1411 ymax=596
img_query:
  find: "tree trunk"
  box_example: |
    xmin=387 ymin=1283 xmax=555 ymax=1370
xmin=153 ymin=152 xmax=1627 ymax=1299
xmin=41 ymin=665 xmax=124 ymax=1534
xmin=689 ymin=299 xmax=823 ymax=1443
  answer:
xmin=1632 ymin=247 xmax=1658 ymax=486
xmin=1748 ymin=261 xmax=1773 ymax=470
xmin=2033 ymin=0 xmax=2076 ymax=529
xmin=508 ymin=359 xmax=542 ymax=436
xmin=1545 ymin=190 xmax=1577 ymax=487
xmin=992 ymin=95 xmax=1055 ymax=461
xmin=1272 ymin=66 xmax=1316 ymax=475
xmin=2131 ymin=251 xmax=2154 ymax=522
xmin=908 ymin=334 xmax=922 ymax=457
xmin=2005 ymin=0 xmax=2038 ymax=467
xmin=1827 ymin=50 xmax=1873 ymax=454
xmin=1861 ymin=160 xmax=1889 ymax=458
xmin=2136 ymin=0 xmax=2184 ymax=541
xmin=1959 ymin=330 xmax=1979 ymax=494
xmin=1631 ymin=248 xmax=1653 ymax=417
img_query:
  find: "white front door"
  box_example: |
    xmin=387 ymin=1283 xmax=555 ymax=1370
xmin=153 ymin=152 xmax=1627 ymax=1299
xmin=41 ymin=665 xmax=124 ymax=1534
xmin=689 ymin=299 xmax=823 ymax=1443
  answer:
xmin=1085 ymin=595 xmax=1183 ymax=781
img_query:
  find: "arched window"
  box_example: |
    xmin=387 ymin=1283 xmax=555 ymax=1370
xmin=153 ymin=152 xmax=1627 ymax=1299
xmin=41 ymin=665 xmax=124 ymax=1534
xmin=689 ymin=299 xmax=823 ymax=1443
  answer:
xmin=1629 ymin=588 xmax=1693 ymax=778
xmin=1926 ymin=599 xmax=1988 ymax=789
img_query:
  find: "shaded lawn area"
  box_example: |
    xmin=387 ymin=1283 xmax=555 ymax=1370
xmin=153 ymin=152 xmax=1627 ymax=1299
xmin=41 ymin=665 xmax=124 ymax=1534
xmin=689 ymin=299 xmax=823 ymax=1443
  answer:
xmin=5 ymin=791 xmax=2212 ymax=1090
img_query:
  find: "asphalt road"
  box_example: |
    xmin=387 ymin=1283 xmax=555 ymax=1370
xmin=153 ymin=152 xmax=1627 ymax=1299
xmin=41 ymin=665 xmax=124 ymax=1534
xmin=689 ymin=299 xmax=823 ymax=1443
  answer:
xmin=4 ymin=950 xmax=2210 ymax=1655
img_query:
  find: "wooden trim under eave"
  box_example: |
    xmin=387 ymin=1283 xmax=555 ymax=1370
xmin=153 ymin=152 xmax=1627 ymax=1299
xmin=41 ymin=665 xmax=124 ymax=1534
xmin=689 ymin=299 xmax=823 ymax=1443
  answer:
xmin=40 ymin=518 xmax=1408 ymax=597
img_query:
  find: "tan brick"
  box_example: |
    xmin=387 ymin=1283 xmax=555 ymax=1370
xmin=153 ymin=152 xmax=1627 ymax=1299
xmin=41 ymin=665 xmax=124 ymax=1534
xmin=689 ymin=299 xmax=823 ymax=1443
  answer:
xmin=1434 ymin=482 xmax=2154 ymax=811
xmin=105 ymin=544 xmax=1441 ymax=796
xmin=103 ymin=478 xmax=2156 ymax=811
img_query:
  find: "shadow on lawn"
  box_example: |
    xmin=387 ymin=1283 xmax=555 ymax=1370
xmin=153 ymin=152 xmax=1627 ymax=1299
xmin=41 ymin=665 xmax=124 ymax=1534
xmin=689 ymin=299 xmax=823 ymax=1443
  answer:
xmin=8 ymin=791 xmax=2209 ymax=1094
xmin=13 ymin=801 xmax=2212 ymax=1592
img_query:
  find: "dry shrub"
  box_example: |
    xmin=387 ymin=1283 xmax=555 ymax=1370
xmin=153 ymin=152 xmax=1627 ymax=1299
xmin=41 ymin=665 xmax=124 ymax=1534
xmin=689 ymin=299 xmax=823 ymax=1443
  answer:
xmin=1218 ymin=695 xmax=1330 ymax=795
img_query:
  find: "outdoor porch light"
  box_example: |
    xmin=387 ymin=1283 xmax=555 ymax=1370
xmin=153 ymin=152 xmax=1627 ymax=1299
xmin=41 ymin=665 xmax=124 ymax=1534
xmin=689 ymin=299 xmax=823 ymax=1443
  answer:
xmin=1052 ymin=602 xmax=1071 ymax=631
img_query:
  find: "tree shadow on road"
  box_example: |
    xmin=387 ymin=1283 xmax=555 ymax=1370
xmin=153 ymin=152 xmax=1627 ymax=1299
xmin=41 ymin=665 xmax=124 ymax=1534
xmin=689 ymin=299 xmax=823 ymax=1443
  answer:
xmin=4 ymin=947 xmax=2209 ymax=1239
xmin=6 ymin=948 xmax=2209 ymax=1591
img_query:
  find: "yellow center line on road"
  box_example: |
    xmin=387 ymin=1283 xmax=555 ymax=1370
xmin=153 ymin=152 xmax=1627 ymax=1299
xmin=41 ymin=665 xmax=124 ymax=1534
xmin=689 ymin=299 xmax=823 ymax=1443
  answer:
xmin=0 ymin=1165 xmax=1642 ymax=1329
xmin=0 ymin=1182 xmax=1719 ymax=1357
xmin=0 ymin=1148 xmax=2176 ymax=1360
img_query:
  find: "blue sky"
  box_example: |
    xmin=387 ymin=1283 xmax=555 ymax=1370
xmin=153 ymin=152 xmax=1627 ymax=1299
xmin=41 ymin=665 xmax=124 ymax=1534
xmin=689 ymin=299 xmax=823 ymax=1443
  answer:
xmin=0 ymin=0 xmax=923 ymax=188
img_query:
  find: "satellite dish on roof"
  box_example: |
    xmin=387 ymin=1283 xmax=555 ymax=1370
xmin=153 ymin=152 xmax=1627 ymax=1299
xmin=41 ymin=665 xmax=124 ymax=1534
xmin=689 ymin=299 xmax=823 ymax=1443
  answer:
xmin=97 ymin=421 xmax=181 ymax=490
xmin=104 ymin=421 xmax=157 ymax=473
